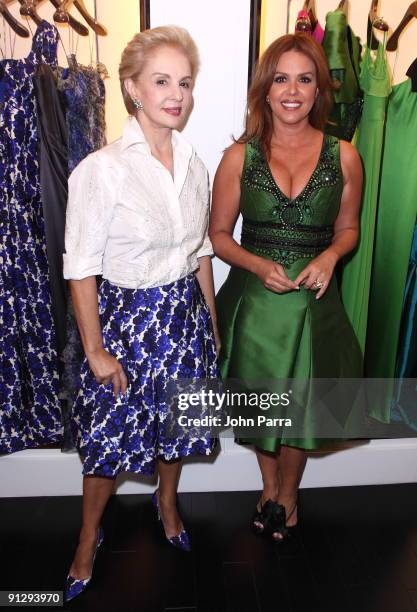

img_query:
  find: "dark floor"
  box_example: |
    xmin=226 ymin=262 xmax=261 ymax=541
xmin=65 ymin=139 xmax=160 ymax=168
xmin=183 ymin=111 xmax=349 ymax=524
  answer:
xmin=2 ymin=484 xmax=417 ymax=612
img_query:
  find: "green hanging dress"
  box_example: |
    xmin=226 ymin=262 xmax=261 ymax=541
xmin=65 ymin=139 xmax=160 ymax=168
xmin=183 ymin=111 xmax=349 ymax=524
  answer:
xmin=365 ymin=77 xmax=417 ymax=421
xmin=216 ymin=134 xmax=363 ymax=451
xmin=341 ymin=43 xmax=392 ymax=352
xmin=322 ymin=9 xmax=363 ymax=142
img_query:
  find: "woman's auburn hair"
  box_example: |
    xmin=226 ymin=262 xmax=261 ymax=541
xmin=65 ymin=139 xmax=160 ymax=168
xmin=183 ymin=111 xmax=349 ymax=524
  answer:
xmin=238 ymin=33 xmax=334 ymax=152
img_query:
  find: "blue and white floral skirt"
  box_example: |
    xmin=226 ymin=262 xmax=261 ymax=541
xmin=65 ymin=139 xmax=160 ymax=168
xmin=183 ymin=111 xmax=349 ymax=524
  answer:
xmin=71 ymin=274 xmax=219 ymax=477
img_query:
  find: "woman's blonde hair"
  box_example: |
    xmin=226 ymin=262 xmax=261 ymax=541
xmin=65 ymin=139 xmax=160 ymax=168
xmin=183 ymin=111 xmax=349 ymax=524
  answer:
xmin=119 ymin=25 xmax=200 ymax=114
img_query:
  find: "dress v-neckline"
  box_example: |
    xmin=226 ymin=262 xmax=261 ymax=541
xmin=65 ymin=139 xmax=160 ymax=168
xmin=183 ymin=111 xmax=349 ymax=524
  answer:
xmin=263 ymin=134 xmax=327 ymax=204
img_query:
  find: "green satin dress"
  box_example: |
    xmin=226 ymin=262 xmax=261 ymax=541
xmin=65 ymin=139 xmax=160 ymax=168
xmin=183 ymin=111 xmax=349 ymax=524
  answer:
xmin=365 ymin=77 xmax=417 ymax=422
xmin=322 ymin=9 xmax=363 ymax=142
xmin=341 ymin=43 xmax=391 ymax=352
xmin=216 ymin=135 xmax=363 ymax=451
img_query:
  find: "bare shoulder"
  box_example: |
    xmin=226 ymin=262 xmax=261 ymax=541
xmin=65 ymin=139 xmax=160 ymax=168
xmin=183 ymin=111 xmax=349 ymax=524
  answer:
xmin=339 ymin=139 xmax=363 ymax=180
xmin=339 ymin=139 xmax=362 ymax=167
xmin=217 ymin=142 xmax=246 ymax=174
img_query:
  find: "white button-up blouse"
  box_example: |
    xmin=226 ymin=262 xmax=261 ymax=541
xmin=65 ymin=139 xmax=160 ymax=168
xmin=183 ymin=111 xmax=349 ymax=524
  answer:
xmin=63 ymin=116 xmax=213 ymax=289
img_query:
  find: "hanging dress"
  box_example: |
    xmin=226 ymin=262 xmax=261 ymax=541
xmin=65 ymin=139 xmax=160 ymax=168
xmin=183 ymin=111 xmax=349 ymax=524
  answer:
xmin=57 ymin=55 xmax=106 ymax=173
xmin=34 ymin=63 xmax=74 ymax=451
xmin=365 ymin=78 xmax=417 ymax=421
xmin=392 ymin=223 xmax=417 ymax=431
xmin=341 ymin=43 xmax=391 ymax=352
xmin=0 ymin=21 xmax=63 ymax=454
xmin=56 ymin=57 xmax=107 ymax=450
xmin=216 ymin=135 xmax=363 ymax=451
xmin=34 ymin=64 xmax=69 ymax=359
xmin=391 ymin=59 xmax=417 ymax=430
xmin=322 ymin=9 xmax=363 ymax=142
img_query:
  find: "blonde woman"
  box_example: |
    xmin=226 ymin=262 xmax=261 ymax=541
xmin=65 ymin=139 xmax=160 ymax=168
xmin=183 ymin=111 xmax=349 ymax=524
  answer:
xmin=63 ymin=26 xmax=219 ymax=601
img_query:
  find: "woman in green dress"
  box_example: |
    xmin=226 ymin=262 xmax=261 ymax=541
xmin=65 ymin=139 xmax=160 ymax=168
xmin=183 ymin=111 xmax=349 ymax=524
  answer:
xmin=209 ymin=33 xmax=363 ymax=540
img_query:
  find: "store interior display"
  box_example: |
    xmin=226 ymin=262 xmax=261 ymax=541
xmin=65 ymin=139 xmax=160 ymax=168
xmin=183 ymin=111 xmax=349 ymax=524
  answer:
xmin=1 ymin=0 xmax=417 ymax=459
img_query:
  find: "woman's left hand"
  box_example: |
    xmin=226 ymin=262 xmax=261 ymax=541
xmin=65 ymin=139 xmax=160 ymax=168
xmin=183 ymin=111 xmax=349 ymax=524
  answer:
xmin=294 ymin=250 xmax=339 ymax=299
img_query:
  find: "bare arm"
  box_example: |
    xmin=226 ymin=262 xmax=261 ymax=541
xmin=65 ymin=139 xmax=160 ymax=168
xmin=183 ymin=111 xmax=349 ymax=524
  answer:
xmin=209 ymin=143 xmax=298 ymax=293
xmin=70 ymin=277 xmax=127 ymax=396
xmin=195 ymin=255 xmax=221 ymax=354
xmin=328 ymin=140 xmax=363 ymax=260
xmin=294 ymin=140 xmax=363 ymax=298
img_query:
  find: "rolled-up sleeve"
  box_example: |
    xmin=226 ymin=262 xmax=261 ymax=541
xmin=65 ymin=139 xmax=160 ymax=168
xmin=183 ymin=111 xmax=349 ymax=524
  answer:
xmin=63 ymin=153 xmax=116 ymax=280
xmin=196 ymin=167 xmax=214 ymax=259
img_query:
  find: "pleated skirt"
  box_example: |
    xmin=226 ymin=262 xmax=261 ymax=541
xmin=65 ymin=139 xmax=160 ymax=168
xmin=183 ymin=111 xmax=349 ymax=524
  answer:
xmin=71 ymin=275 xmax=218 ymax=477
xmin=216 ymin=262 xmax=363 ymax=451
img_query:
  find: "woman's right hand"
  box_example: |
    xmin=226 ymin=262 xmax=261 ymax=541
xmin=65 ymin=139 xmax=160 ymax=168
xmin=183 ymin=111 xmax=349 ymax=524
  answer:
xmin=254 ymin=258 xmax=299 ymax=294
xmin=86 ymin=347 xmax=128 ymax=398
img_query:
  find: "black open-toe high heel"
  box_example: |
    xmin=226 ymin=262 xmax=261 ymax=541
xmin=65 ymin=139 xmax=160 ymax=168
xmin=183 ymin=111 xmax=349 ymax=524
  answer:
xmin=252 ymin=499 xmax=286 ymax=537
xmin=252 ymin=499 xmax=271 ymax=535
xmin=271 ymin=503 xmax=298 ymax=542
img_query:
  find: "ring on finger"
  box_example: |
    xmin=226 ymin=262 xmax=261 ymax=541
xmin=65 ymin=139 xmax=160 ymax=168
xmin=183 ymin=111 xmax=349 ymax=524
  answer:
xmin=312 ymin=280 xmax=324 ymax=289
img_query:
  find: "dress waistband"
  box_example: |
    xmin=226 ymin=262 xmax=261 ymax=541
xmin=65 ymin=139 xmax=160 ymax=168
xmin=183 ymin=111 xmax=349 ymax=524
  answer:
xmin=241 ymin=219 xmax=333 ymax=267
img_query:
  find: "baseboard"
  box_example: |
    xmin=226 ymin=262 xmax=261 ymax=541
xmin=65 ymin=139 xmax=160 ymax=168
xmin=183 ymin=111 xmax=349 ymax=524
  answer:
xmin=1 ymin=438 xmax=417 ymax=497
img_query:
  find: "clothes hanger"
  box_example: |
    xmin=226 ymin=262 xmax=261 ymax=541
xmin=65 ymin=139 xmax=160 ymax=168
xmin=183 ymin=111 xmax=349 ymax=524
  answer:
xmin=16 ymin=0 xmax=42 ymax=26
xmin=295 ymin=8 xmax=312 ymax=33
xmin=305 ymin=0 xmax=318 ymax=31
xmin=367 ymin=0 xmax=380 ymax=49
xmin=48 ymin=0 xmax=88 ymax=36
xmin=41 ymin=0 xmax=88 ymax=36
xmin=295 ymin=0 xmax=317 ymax=33
xmin=387 ymin=1 xmax=417 ymax=51
xmin=54 ymin=0 xmax=107 ymax=36
xmin=73 ymin=0 xmax=106 ymax=35
xmin=26 ymin=0 xmax=94 ymax=33
xmin=56 ymin=0 xmax=109 ymax=75
xmin=367 ymin=0 xmax=389 ymax=50
xmin=0 ymin=0 xmax=30 ymax=36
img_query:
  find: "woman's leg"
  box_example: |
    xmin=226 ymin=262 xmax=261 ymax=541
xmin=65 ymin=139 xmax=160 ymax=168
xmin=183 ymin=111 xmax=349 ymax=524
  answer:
xmin=156 ymin=458 xmax=183 ymax=537
xmin=68 ymin=475 xmax=115 ymax=579
xmin=252 ymin=447 xmax=281 ymax=529
xmin=277 ymin=445 xmax=307 ymax=527
xmin=255 ymin=447 xmax=281 ymax=503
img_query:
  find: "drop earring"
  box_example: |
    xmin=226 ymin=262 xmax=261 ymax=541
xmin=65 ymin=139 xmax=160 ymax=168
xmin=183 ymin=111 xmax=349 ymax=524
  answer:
xmin=132 ymin=98 xmax=143 ymax=111
xmin=266 ymin=96 xmax=270 ymax=104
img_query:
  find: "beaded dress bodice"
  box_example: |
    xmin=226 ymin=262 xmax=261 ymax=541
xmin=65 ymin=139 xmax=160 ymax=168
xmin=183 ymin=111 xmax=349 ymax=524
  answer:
xmin=240 ymin=134 xmax=343 ymax=267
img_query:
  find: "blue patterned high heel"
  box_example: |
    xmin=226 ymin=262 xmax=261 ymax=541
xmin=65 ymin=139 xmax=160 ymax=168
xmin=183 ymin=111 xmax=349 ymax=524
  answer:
xmin=151 ymin=490 xmax=191 ymax=552
xmin=65 ymin=526 xmax=104 ymax=602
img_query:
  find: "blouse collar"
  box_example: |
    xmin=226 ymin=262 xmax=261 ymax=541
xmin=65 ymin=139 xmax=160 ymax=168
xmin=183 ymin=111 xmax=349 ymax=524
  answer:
xmin=121 ymin=116 xmax=194 ymax=195
xmin=121 ymin=115 xmax=193 ymax=161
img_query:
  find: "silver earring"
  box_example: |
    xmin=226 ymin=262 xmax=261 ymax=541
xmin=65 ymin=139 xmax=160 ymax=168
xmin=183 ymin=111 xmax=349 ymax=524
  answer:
xmin=132 ymin=98 xmax=143 ymax=111
xmin=266 ymin=96 xmax=270 ymax=104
